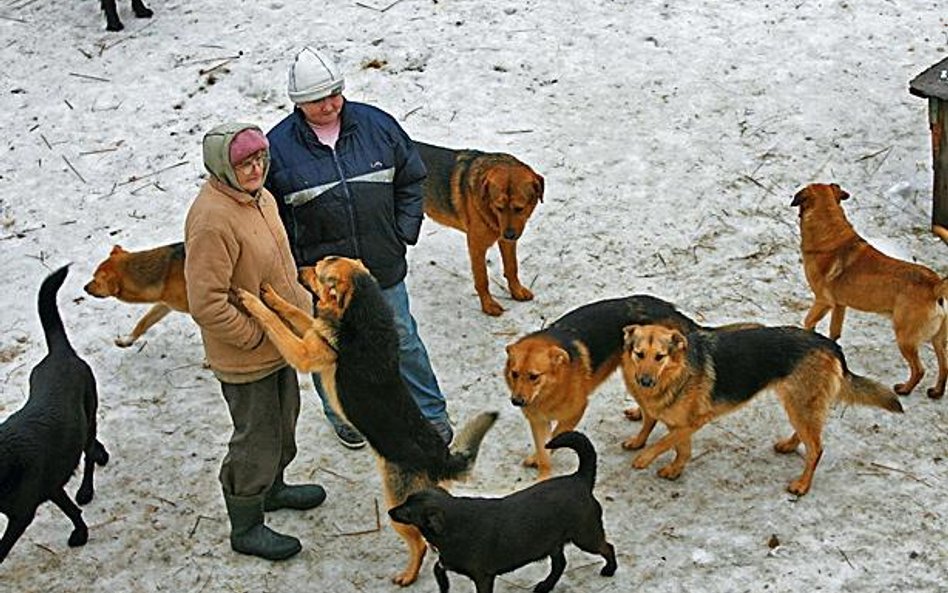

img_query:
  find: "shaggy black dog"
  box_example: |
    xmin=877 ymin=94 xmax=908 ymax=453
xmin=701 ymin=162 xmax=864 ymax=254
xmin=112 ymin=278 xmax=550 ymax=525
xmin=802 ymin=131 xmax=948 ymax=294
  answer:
xmin=0 ymin=265 xmax=109 ymax=563
xmin=102 ymin=0 xmax=153 ymax=32
xmin=389 ymin=431 xmax=617 ymax=593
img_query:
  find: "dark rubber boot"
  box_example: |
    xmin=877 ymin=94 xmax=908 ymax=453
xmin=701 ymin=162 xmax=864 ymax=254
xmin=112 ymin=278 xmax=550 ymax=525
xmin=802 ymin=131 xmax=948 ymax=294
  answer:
xmin=224 ymin=493 xmax=301 ymax=561
xmin=264 ymin=476 xmax=327 ymax=512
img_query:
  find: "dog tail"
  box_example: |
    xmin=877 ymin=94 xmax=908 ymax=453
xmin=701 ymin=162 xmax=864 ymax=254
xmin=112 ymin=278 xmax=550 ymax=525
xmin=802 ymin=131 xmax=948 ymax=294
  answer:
xmin=840 ymin=373 xmax=904 ymax=414
xmin=38 ymin=265 xmax=73 ymax=354
xmin=546 ymin=431 xmax=597 ymax=489
xmin=935 ymin=278 xmax=948 ymax=305
xmin=441 ymin=411 xmax=499 ymax=481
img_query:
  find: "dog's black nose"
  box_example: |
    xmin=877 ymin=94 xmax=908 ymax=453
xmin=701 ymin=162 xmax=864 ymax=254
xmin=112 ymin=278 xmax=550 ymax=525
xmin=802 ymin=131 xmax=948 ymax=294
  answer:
xmin=503 ymin=228 xmax=518 ymax=240
xmin=637 ymin=375 xmax=655 ymax=388
xmin=510 ymin=397 xmax=526 ymax=407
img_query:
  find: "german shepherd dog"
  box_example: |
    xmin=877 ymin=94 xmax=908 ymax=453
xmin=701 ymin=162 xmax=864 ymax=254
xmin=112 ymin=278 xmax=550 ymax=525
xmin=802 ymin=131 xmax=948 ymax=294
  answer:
xmin=0 ymin=266 xmax=109 ymax=562
xmin=389 ymin=431 xmax=617 ymax=593
xmin=504 ymin=295 xmax=703 ymax=480
xmin=101 ymin=0 xmax=153 ymax=32
xmin=793 ymin=182 xmax=948 ymax=399
xmin=620 ymin=323 xmax=903 ymax=495
xmin=235 ymin=256 xmax=497 ymax=586
xmin=415 ymin=141 xmax=544 ymax=316
xmin=84 ymin=243 xmax=189 ymax=348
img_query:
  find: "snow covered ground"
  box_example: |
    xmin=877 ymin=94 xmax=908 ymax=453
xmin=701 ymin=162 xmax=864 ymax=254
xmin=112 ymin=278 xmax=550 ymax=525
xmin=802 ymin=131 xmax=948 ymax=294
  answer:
xmin=1 ymin=0 xmax=946 ymax=591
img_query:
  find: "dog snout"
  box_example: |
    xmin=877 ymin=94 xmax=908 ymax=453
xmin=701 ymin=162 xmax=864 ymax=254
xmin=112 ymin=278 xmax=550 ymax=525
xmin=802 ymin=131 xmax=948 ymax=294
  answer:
xmin=637 ymin=375 xmax=655 ymax=388
xmin=503 ymin=228 xmax=518 ymax=241
xmin=510 ymin=395 xmax=526 ymax=407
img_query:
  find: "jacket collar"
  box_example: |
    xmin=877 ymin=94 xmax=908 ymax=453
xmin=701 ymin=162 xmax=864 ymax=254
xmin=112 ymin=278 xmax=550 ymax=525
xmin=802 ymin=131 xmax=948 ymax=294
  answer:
xmin=210 ymin=176 xmax=259 ymax=205
xmin=293 ymin=100 xmax=358 ymax=149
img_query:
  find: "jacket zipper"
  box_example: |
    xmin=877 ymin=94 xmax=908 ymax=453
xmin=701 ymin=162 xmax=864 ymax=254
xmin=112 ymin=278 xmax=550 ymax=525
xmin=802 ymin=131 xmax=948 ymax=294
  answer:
xmin=330 ymin=147 xmax=362 ymax=258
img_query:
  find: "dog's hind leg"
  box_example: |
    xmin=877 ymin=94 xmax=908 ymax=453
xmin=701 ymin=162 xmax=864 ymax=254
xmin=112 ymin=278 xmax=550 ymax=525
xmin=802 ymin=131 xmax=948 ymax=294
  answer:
xmin=473 ymin=575 xmax=496 ymax=593
xmin=433 ymin=560 xmax=451 ymax=593
xmin=927 ymin=321 xmax=947 ymax=399
xmin=76 ymin=439 xmax=109 ymax=505
xmin=534 ymin=544 xmax=567 ymax=593
xmin=116 ymin=303 xmax=171 ymax=347
xmin=390 ymin=521 xmax=427 ymax=586
xmin=778 ymin=377 xmax=831 ymax=495
xmin=101 ymin=0 xmax=123 ymax=31
xmin=49 ymin=489 xmax=89 ymax=547
xmin=893 ymin=338 xmax=924 ymax=395
xmin=131 ymin=0 xmax=153 ymax=19
xmin=573 ymin=525 xmax=617 ymax=577
xmin=0 ymin=510 xmax=36 ymax=563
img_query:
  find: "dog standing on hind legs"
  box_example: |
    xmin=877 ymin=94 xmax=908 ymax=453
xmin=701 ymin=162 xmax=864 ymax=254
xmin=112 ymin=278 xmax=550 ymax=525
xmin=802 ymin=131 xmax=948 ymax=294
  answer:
xmin=620 ymin=323 xmax=902 ymax=495
xmin=235 ymin=256 xmax=498 ymax=585
xmin=793 ymin=182 xmax=948 ymax=399
xmin=0 ymin=265 xmax=109 ymax=563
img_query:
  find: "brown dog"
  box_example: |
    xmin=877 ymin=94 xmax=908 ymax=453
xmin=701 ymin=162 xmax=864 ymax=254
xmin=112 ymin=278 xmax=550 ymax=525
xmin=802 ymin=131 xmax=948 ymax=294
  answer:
xmin=415 ymin=141 xmax=544 ymax=316
xmin=620 ymin=323 xmax=903 ymax=495
xmin=793 ymin=183 xmax=948 ymax=399
xmin=84 ymin=243 xmax=188 ymax=348
xmin=235 ymin=257 xmax=497 ymax=586
xmin=505 ymin=295 xmax=702 ymax=479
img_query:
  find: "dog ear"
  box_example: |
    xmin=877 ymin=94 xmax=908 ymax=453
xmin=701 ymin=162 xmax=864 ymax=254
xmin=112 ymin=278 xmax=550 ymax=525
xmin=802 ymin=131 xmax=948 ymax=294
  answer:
xmin=422 ymin=507 xmax=446 ymax=536
xmin=830 ymin=183 xmax=850 ymax=201
xmin=623 ymin=324 xmax=640 ymax=348
xmin=669 ymin=330 xmax=688 ymax=353
xmin=533 ymin=173 xmax=545 ymax=204
xmin=549 ymin=346 xmax=570 ymax=368
xmin=790 ymin=188 xmax=808 ymax=207
xmin=110 ymin=245 xmax=126 ymax=255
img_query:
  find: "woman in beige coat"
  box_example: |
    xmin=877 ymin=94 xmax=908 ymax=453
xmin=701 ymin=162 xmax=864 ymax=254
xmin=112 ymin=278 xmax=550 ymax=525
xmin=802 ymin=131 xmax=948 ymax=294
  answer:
xmin=185 ymin=122 xmax=324 ymax=561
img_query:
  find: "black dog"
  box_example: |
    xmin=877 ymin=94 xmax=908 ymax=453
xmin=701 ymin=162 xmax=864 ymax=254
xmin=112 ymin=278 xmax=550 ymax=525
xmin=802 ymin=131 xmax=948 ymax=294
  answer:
xmin=389 ymin=431 xmax=617 ymax=593
xmin=102 ymin=0 xmax=153 ymax=32
xmin=0 ymin=266 xmax=109 ymax=563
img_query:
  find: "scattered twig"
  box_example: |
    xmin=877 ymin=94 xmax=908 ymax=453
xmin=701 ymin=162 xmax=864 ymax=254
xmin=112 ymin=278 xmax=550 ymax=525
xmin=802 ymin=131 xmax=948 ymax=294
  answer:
xmin=154 ymin=495 xmax=178 ymax=507
xmin=188 ymin=514 xmax=216 ymax=538
xmin=62 ymin=155 xmax=87 ymax=184
xmin=69 ymin=72 xmax=111 ymax=83
xmin=838 ymin=547 xmax=855 ymax=570
xmin=199 ymin=58 xmax=235 ymax=76
xmin=403 ymin=106 xmax=422 ymax=119
xmin=0 ymin=14 xmax=28 ymax=23
xmin=867 ymin=461 xmax=932 ymax=487
xmin=33 ymin=542 xmax=57 ymax=556
xmin=356 ymin=0 xmax=405 ymax=12
xmin=79 ymin=146 xmax=120 ymax=156
xmin=118 ymin=160 xmax=188 ymax=186
xmin=318 ymin=466 xmax=357 ymax=484
xmin=856 ymin=145 xmax=892 ymax=162
xmin=40 ymin=134 xmax=52 ymax=150
xmin=63 ymin=99 xmax=74 ymax=110
xmin=497 ymin=129 xmax=533 ymax=135
xmin=334 ymin=499 xmax=382 ymax=536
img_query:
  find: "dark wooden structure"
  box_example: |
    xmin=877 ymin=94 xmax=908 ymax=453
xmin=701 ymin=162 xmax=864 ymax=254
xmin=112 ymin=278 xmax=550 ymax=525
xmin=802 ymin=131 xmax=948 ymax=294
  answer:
xmin=910 ymin=56 xmax=948 ymax=242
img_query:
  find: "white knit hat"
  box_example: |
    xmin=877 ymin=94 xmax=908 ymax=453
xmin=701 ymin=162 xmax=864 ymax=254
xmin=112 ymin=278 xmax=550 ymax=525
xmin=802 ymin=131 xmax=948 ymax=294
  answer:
xmin=287 ymin=46 xmax=345 ymax=104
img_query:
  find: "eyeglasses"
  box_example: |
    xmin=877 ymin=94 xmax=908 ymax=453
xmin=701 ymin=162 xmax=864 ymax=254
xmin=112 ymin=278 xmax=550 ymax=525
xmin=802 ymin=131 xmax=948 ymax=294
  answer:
xmin=235 ymin=152 xmax=267 ymax=174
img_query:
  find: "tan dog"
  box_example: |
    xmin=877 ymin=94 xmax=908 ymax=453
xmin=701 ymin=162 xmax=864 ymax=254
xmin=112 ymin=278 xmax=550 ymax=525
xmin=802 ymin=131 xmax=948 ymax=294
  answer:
xmin=415 ymin=141 xmax=544 ymax=316
xmin=505 ymin=295 xmax=701 ymax=479
xmin=620 ymin=324 xmax=902 ymax=495
xmin=793 ymin=183 xmax=948 ymax=398
xmin=84 ymin=243 xmax=189 ymax=347
xmin=236 ymin=257 xmax=497 ymax=586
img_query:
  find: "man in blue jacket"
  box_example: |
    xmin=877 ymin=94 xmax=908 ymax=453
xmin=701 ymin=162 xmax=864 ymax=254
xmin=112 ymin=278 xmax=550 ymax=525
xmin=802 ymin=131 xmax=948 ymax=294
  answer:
xmin=265 ymin=46 xmax=453 ymax=447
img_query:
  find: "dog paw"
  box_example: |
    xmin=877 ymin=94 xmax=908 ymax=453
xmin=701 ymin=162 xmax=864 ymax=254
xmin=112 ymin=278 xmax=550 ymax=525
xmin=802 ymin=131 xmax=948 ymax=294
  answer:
xmin=392 ymin=571 xmax=418 ymax=587
xmin=657 ymin=465 xmax=683 ymax=480
xmin=114 ymin=336 xmax=135 ymax=348
xmin=533 ymin=581 xmax=554 ymax=593
xmin=621 ymin=436 xmax=646 ymax=450
xmin=926 ymin=386 xmax=944 ymax=399
xmin=786 ymin=478 xmax=811 ymax=496
xmin=893 ymin=382 xmax=915 ymax=396
xmin=522 ymin=455 xmax=538 ymax=468
xmin=68 ymin=526 xmax=89 ymax=547
xmin=480 ymin=297 xmax=505 ymax=316
xmin=632 ymin=453 xmax=654 ymax=470
xmin=510 ymin=284 xmax=534 ymax=302
xmin=623 ymin=407 xmax=642 ymax=422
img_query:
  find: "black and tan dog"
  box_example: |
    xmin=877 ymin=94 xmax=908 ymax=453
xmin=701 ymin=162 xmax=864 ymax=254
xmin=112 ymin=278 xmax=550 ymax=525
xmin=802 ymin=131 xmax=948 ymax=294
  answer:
xmin=101 ymin=0 xmax=153 ymax=32
xmin=793 ymin=182 xmax=948 ymax=399
xmin=84 ymin=243 xmax=188 ymax=348
xmin=389 ymin=431 xmax=616 ymax=593
xmin=504 ymin=295 xmax=703 ymax=479
xmin=415 ymin=141 xmax=544 ymax=316
xmin=0 ymin=266 xmax=109 ymax=563
xmin=620 ymin=323 xmax=903 ymax=495
xmin=235 ymin=256 xmax=497 ymax=586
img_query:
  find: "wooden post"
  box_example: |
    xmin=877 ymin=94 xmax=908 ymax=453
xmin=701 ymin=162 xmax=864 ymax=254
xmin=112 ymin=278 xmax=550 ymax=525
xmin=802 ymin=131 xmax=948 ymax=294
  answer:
xmin=909 ymin=57 xmax=948 ymax=242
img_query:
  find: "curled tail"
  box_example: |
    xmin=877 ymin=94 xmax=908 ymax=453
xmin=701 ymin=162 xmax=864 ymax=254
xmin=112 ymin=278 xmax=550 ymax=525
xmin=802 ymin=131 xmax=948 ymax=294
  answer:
xmin=38 ymin=265 xmax=72 ymax=354
xmin=840 ymin=373 xmax=903 ymax=413
xmin=546 ymin=430 xmax=598 ymax=489
xmin=440 ymin=411 xmax=499 ymax=481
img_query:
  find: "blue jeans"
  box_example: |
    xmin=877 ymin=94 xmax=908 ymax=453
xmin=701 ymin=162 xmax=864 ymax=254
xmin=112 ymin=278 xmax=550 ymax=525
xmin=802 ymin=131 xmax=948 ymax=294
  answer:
xmin=313 ymin=280 xmax=448 ymax=428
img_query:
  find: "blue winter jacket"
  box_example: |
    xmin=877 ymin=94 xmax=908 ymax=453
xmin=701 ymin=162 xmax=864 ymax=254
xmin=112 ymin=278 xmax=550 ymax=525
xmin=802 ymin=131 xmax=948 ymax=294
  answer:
xmin=265 ymin=101 xmax=426 ymax=288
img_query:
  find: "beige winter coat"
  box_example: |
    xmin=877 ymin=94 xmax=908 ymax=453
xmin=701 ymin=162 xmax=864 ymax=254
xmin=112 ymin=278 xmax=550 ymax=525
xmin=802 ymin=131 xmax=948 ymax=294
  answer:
xmin=185 ymin=123 xmax=311 ymax=383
